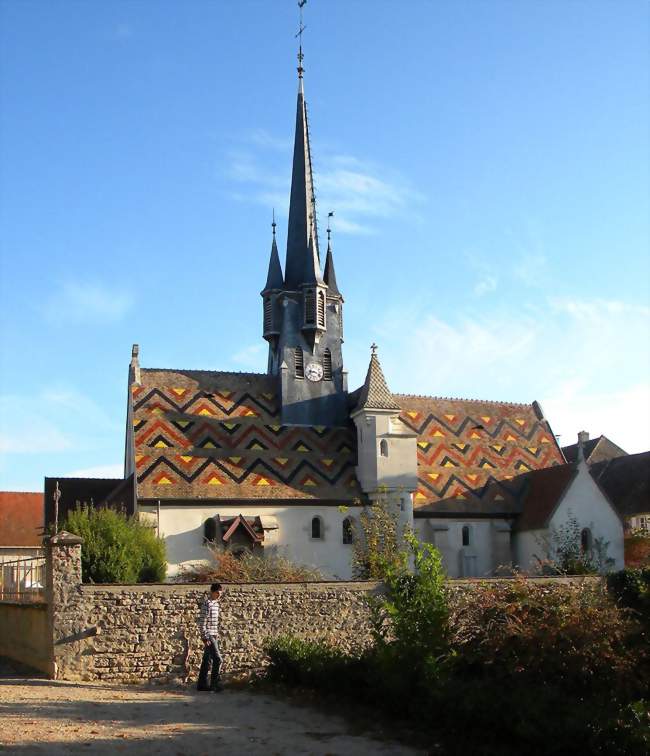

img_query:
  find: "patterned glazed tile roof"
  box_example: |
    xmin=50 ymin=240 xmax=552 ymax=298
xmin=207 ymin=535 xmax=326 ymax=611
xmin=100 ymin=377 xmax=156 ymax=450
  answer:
xmin=395 ymin=394 xmax=565 ymax=514
xmin=355 ymin=352 xmax=401 ymax=412
xmin=131 ymin=369 xmax=363 ymax=502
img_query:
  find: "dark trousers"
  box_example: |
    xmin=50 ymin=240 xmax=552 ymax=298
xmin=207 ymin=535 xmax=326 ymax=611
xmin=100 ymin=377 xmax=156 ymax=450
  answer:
xmin=197 ymin=636 xmax=222 ymax=689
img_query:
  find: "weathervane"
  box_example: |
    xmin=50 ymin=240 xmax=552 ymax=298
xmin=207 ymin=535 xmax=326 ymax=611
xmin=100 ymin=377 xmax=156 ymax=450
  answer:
xmin=327 ymin=211 xmax=334 ymax=244
xmin=296 ymin=0 xmax=307 ymax=77
xmin=272 ymin=208 xmax=276 ymax=238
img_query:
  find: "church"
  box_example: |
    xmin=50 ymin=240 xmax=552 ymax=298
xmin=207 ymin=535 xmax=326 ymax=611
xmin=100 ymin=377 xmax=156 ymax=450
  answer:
xmin=46 ymin=38 xmax=625 ymax=579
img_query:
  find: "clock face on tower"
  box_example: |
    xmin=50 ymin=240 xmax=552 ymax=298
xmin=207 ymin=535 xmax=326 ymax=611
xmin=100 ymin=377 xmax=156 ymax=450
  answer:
xmin=305 ymin=362 xmax=323 ymax=382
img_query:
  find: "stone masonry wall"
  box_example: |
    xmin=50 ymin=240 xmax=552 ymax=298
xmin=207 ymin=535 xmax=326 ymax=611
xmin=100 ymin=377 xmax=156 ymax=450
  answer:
xmin=42 ymin=534 xmax=598 ymax=684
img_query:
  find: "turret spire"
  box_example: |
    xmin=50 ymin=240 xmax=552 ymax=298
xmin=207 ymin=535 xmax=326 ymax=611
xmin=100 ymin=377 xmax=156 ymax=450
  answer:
xmin=323 ymin=211 xmax=341 ymax=296
xmin=263 ymin=210 xmax=284 ymax=291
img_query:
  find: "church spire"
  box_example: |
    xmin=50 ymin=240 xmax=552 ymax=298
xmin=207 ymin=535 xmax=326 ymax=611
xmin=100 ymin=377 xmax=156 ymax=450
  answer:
xmin=263 ymin=211 xmax=284 ymax=291
xmin=284 ymin=25 xmax=322 ymax=289
xmin=323 ymin=211 xmax=340 ymax=296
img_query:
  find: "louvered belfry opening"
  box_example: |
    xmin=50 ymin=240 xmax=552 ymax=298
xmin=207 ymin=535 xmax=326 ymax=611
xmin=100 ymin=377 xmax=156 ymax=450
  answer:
xmin=263 ymin=296 xmax=272 ymax=332
xmin=323 ymin=348 xmax=332 ymax=380
xmin=304 ymin=290 xmax=315 ymax=325
xmin=294 ymin=347 xmax=304 ymax=377
xmin=317 ymin=290 xmax=325 ymax=328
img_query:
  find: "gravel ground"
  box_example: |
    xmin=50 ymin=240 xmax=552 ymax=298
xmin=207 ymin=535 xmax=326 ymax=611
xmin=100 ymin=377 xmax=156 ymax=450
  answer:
xmin=0 ymin=660 xmax=423 ymax=755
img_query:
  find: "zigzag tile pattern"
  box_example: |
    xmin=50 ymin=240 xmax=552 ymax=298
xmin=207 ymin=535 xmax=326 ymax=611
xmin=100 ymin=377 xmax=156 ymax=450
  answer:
xmin=395 ymin=395 xmax=565 ymax=513
xmin=131 ymin=369 xmax=362 ymax=501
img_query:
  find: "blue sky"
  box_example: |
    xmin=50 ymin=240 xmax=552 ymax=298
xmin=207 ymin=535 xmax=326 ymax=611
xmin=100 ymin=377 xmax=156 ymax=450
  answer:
xmin=0 ymin=0 xmax=648 ymax=490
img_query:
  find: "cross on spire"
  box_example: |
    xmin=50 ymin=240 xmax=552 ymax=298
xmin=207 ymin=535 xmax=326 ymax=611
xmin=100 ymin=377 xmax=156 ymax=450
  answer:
xmin=296 ymin=0 xmax=307 ymax=78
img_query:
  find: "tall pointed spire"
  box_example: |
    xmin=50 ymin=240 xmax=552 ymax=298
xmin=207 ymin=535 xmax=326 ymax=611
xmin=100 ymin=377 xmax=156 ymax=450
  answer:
xmin=323 ymin=211 xmax=340 ymax=296
xmin=284 ymin=24 xmax=322 ymax=289
xmin=263 ymin=211 xmax=284 ymax=291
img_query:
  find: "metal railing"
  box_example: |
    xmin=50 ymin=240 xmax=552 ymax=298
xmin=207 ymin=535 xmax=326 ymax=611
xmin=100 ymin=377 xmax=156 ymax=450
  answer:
xmin=0 ymin=556 xmax=46 ymax=603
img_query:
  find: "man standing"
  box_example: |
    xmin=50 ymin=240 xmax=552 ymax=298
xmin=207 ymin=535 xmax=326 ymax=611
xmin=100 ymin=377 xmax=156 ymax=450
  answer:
xmin=197 ymin=582 xmax=223 ymax=692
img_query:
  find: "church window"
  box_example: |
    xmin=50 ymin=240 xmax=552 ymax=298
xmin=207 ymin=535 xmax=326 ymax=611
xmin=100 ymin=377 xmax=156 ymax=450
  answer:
xmin=263 ymin=297 xmax=272 ymax=332
xmin=323 ymin=348 xmax=332 ymax=380
xmin=380 ymin=439 xmax=389 ymax=457
xmin=580 ymin=527 xmax=592 ymax=552
xmin=203 ymin=517 xmax=218 ymax=544
xmin=294 ymin=347 xmax=304 ymax=378
xmin=342 ymin=518 xmax=353 ymax=544
xmin=311 ymin=516 xmax=323 ymax=539
xmin=462 ymin=525 xmax=471 ymax=547
xmin=317 ymin=291 xmax=326 ymax=328
xmin=305 ymin=290 xmax=315 ymax=324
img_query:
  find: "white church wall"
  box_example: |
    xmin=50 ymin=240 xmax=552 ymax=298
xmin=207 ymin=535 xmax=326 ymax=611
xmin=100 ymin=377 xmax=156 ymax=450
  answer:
xmin=513 ymin=529 xmax=547 ymax=574
xmin=140 ymin=504 xmax=362 ymax=580
xmin=513 ymin=463 xmax=625 ymax=573
xmin=549 ymin=464 xmax=625 ymax=571
xmin=414 ymin=518 xmax=510 ymax=578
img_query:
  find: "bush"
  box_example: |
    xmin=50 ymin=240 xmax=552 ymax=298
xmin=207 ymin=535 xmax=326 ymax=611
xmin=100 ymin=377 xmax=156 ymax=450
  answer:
xmin=178 ymin=547 xmax=322 ymax=583
xmin=607 ymin=568 xmax=650 ymax=622
xmin=62 ymin=505 xmax=167 ymax=583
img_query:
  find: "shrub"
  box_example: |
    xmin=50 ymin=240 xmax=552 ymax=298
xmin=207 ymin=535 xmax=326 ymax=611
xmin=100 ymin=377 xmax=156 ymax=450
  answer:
xmin=62 ymin=505 xmax=166 ymax=583
xmin=179 ymin=547 xmax=323 ymax=583
xmin=540 ymin=512 xmax=614 ymax=574
xmin=350 ymin=489 xmax=407 ymax=579
xmin=607 ymin=568 xmax=650 ymax=622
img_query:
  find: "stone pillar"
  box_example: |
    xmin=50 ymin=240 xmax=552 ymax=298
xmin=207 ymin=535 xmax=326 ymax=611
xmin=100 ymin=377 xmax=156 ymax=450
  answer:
xmin=44 ymin=531 xmax=84 ymax=679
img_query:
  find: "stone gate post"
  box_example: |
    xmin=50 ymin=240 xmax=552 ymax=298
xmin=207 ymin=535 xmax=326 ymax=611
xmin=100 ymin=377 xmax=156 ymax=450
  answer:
xmin=44 ymin=531 xmax=84 ymax=679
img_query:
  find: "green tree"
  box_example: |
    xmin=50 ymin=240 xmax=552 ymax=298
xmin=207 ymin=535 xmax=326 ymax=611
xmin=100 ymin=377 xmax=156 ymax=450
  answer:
xmin=63 ymin=505 xmax=167 ymax=583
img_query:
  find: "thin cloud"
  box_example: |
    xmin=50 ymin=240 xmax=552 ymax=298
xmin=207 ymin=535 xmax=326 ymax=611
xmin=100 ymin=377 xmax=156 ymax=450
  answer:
xmin=43 ymin=281 xmax=133 ymax=326
xmin=224 ymin=136 xmax=423 ymax=235
xmin=231 ymin=342 xmax=266 ymax=370
xmin=474 ymin=275 xmax=498 ymax=296
xmin=63 ymin=463 xmax=124 ymax=479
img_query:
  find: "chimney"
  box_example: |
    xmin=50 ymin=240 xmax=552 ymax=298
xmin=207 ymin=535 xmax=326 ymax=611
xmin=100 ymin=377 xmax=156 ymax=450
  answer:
xmin=576 ymin=430 xmax=589 ymax=464
xmin=130 ymin=344 xmax=141 ymax=385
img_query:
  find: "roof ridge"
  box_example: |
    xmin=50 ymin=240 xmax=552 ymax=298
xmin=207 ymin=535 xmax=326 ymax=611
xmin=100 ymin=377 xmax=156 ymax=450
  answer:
xmin=141 ymin=368 xmax=268 ymax=377
xmin=393 ymin=392 xmax=532 ymax=408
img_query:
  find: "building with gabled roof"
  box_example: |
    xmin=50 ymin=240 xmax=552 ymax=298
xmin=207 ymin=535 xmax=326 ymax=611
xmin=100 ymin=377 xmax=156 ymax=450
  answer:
xmin=48 ymin=31 xmax=625 ymax=580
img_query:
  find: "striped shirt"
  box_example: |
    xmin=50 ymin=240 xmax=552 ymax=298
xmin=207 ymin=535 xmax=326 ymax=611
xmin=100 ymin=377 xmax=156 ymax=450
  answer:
xmin=199 ymin=597 xmax=220 ymax=640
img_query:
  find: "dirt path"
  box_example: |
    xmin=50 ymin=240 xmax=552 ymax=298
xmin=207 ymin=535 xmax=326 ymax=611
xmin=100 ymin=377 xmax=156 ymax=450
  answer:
xmin=0 ymin=667 xmax=424 ymax=755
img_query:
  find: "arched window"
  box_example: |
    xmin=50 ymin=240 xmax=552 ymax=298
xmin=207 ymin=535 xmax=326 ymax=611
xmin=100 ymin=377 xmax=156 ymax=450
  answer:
xmin=342 ymin=517 xmax=353 ymax=544
xmin=305 ymin=290 xmax=315 ymax=324
xmin=317 ymin=291 xmax=326 ymax=328
xmin=263 ymin=296 xmax=272 ymax=332
xmin=380 ymin=439 xmax=389 ymax=457
xmin=323 ymin=348 xmax=332 ymax=380
xmin=580 ymin=528 xmax=592 ymax=552
xmin=294 ymin=347 xmax=304 ymax=378
xmin=462 ymin=525 xmax=471 ymax=547
xmin=203 ymin=517 xmax=218 ymax=544
xmin=311 ymin=516 xmax=322 ymax=540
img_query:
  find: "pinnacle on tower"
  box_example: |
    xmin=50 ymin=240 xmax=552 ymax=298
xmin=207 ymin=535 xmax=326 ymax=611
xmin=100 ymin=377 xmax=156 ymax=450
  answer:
xmin=323 ymin=215 xmax=341 ymax=296
xmin=356 ymin=344 xmax=401 ymax=412
xmin=263 ymin=213 xmax=284 ymax=291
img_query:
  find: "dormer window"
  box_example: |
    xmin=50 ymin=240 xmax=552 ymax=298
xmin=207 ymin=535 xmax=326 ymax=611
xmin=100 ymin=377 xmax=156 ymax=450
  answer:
xmin=323 ymin=349 xmax=332 ymax=380
xmin=294 ymin=347 xmax=304 ymax=378
xmin=305 ymin=290 xmax=315 ymax=325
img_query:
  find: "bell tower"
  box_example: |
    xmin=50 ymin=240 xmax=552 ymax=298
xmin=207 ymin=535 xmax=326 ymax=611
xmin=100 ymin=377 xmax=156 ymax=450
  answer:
xmin=260 ymin=36 xmax=347 ymax=427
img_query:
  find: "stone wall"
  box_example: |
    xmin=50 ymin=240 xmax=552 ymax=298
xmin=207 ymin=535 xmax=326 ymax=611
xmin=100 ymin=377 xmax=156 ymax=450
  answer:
xmin=55 ymin=581 xmax=381 ymax=683
xmin=46 ymin=532 xmax=380 ymax=683
xmin=0 ymin=602 xmax=50 ymax=675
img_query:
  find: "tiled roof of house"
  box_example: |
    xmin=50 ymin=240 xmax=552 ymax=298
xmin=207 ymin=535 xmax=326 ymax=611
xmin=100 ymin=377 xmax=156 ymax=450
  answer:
xmin=396 ymin=395 xmax=565 ymax=514
xmin=512 ymin=464 xmax=577 ymax=531
xmin=43 ymin=476 xmax=135 ymax=529
xmin=131 ymin=369 xmax=363 ymax=502
xmin=562 ymin=435 xmax=627 ymax=465
xmin=0 ymin=492 xmax=43 ymax=546
xmin=591 ymin=451 xmax=650 ymax=518
xmin=355 ymin=351 xmax=401 ymax=412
